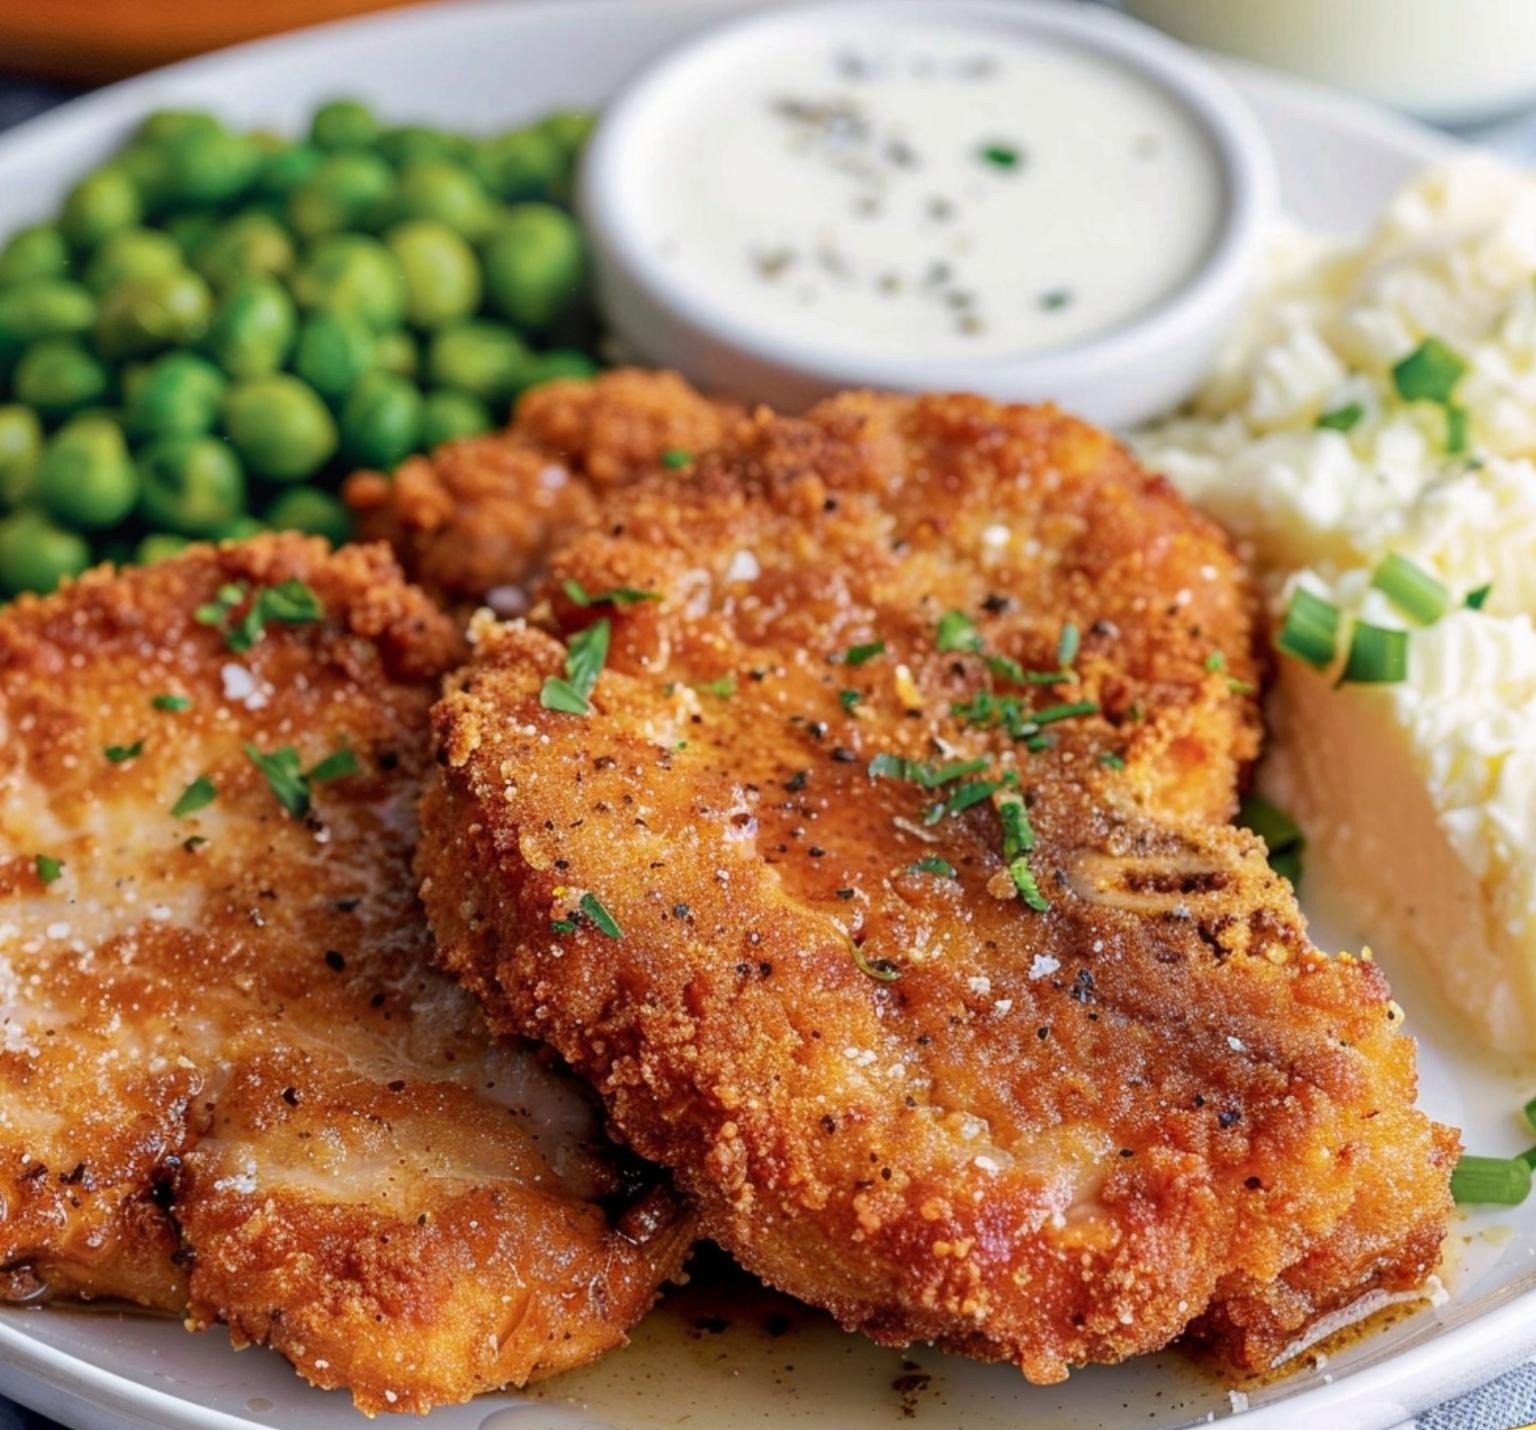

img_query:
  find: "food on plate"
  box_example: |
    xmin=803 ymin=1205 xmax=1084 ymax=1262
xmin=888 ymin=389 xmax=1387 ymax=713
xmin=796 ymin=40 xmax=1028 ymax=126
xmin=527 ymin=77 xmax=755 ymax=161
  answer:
xmin=1139 ymin=156 xmax=1536 ymax=1054
xmin=0 ymin=535 xmax=691 ymax=1413
xmin=0 ymin=97 xmax=599 ymax=597
xmin=420 ymin=390 xmax=1456 ymax=1382
xmin=345 ymin=367 xmax=744 ymax=604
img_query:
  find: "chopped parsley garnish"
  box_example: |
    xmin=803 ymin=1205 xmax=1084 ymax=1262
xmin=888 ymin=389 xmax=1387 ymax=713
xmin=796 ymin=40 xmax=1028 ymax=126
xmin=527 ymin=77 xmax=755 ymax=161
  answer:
xmin=105 ymin=741 xmax=144 ymax=763
xmin=1276 ymin=587 xmax=1340 ymax=670
xmin=694 ymin=675 xmax=737 ymax=699
xmin=1204 ymin=651 xmax=1228 ymax=672
xmin=842 ymin=640 xmax=886 ymax=666
xmin=540 ymin=618 xmax=611 ymax=716
xmin=34 ymin=854 xmax=62 ymax=884
xmin=1392 ymin=336 xmax=1467 ymax=405
xmin=1316 ymin=401 xmax=1364 ymax=433
xmin=1466 ymin=582 xmax=1493 ymax=610
xmin=562 ymin=578 xmax=660 ymax=608
xmin=868 ymin=753 xmax=989 ymax=788
xmin=909 ymin=855 xmax=956 ymax=878
xmin=935 ymin=609 xmax=982 ymax=653
xmin=852 ymin=944 xmax=903 ymax=982
xmin=1339 ymin=621 xmax=1408 ymax=685
xmin=197 ymin=579 xmax=324 ymax=654
xmin=244 ymin=744 xmax=359 ymax=819
xmin=1056 ymin=622 xmax=1080 ymax=668
xmin=1098 ymin=751 xmax=1126 ymax=770
xmin=1238 ymin=795 xmax=1304 ymax=886
xmin=579 ymin=892 xmax=622 ymax=939
xmin=151 ymin=693 xmax=190 ymax=712
xmin=171 ymin=774 xmax=217 ymax=818
xmin=660 ymin=447 xmax=694 ymax=469
xmin=1371 ymin=553 xmax=1450 ymax=625
xmin=839 ymin=688 xmax=862 ymax=713
xmin=978 ymin=141 xmax=1022 ymax=170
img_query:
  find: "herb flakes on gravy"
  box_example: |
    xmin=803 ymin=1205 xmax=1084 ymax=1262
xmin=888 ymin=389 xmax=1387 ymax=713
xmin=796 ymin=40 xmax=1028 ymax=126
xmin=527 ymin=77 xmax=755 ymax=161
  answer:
xmin=1138 ymin=154 xmax=1536 ymax=1052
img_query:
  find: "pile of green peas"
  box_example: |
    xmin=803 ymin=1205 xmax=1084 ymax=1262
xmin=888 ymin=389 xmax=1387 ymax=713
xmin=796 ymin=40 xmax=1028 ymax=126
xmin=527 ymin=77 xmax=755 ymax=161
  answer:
xmin=0 ymin=97 xmax=599 ymax=596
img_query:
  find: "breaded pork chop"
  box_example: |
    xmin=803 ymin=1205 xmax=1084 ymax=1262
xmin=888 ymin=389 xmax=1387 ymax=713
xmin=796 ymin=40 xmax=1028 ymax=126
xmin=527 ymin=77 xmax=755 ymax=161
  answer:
xmin=345 ymin=368 xmax=743 ymax=607
xmin=0 ymin=537 xmax=691 ymax=1414
xmin=421 ymin=393 xmax=1456 ymax=1383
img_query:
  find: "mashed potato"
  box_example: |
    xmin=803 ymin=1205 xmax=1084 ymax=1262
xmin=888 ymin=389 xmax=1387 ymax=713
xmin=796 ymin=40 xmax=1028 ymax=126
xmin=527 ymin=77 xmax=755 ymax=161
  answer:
xmin=1138 ymin=155 xmax=1536 ymax=1053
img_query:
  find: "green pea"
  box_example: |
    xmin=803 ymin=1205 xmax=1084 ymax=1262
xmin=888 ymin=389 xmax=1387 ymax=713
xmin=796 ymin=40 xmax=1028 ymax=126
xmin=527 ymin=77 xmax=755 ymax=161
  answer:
xmin=518 ymin=348 xmax=598 ymax=392
xmin=392 ymin=160 xmax=491 ymax=238
xmin=374 ymin=329 xmax=418 ymax=378
xmin=426 ymin=320 xmax=529 ymax=404
xmin=113 ymin=143 xmax=173 ymax=213
xmin=265 ymin=486 xmax=351 ymax=544
xmin=311 ymin=98 xmax=379 ymax=151
xmin=256 ymin=142 xmax=324 ymax=200
xmin=96 ymin=269 xmax=213 ymax=359
xmin=159 ymin=128 xmax=263 ymax=209
xmin=482 ymin=204 xmax=585 ymax=332
xmin=340 ymin=369 xmax=422 ymax=469
xmin=0 ymin=405 xmax=44 ymax=507
xmin=0 ymin=279 xmax=97 ymax=351
xmin=84 ymin=228 xmax=184 ymax=294
xmin=210 ymin=513 xmax=267 ymax=541
xmin=137 ymin=109 xmax=223 ymax=146
xmin=203 ymin=276 xmax=296 ymax=378
xmin=385 ymin=218 xmax=481 ymax=328
xmin=195 ymin=211 xmax=295 ymax=290
xmin=224 ymin=374 xmax=337 ymax=481
xmin=287 ymin=150 xmax=395 ymax=238
xmin=60 ymin=168 xmax=142 ymax=250
xmin=376 ymin=125 xmax=468 ymax=169
xmin=0 ymin=225 xmax=71 ymax=285
xmin=0 ymin=510 xmax=92 ymax=595
xmin=292 ymin=311 xmax=375 ymax=404
xmin=539 ymin=110 xmax=597 ymax=160
xmin=134 ymin=532 xmax=190 ymax=565
xmin=471 ymin=129 xmax=564 ymax=203
xmin=124 ymin=352 xmax=226 ymax=439
xmin=137 ymin=434 xmax=246 ymax=536
xmin=38 ymin=415 xmax=139 ymax=530
xmin=13 ymin=338 xmax=109 ymax=420
xmin=291 ymin=234 xmax=407 ymax=332
xmin=420 ymin=388 xmax=493 ymax=448
xmin=163 ymin=211 xmax=219 ymax=259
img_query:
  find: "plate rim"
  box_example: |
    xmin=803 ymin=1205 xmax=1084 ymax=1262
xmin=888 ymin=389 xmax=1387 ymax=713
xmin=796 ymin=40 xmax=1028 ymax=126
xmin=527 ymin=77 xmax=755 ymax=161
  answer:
xmin=0 ymin=3 xmax=1522 ymax=1428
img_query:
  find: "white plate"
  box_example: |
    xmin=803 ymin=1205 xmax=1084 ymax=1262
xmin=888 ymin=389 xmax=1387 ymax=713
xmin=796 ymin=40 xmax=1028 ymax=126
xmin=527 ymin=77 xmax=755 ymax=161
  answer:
xmin=0 ymin=5 xmax=1528 ymax=1429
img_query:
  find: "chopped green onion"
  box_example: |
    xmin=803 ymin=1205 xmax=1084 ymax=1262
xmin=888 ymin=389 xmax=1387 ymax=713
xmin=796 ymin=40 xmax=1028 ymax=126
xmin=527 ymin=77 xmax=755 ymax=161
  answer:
xmin=868 ymin=753 xmax=988 ymax=789
xmin=151 ymin=693 xmax=190 ymax=712
xmin=839 ymin=689 xmax=862 ymax=713
xmin=1520 ymin=1145 xmax=1536 ymax=1171
xmin=1450 ymin=1153 xmax=1532 ymax=1207
xmin=562 ymin=578 xmax=659 ymax=607
xmin=307 ymin=748 xmax=359 ymax=784
xmin=985 ymin=653 xmax=1027 ymax=683
xmin=550 ymin=917 xmax=578 ymax=935
xmin=1024 ymin=732 xmax=1056 ymax=753
xmin=34 ymin=854 xmax=62 ymax=884
xmin=923 ymin=775 xmax=1013 ymax=825
xmin=843 ymin=640 xmax=886 ymax=666
xmin=936 ymin=609 xmax=982 ymax=653
xmin=1523 ymin=1094 xmax=1536 ymax=1133
xmin=996 ymin=793 xmax=1036 ymax=857
xmin=1276 ymin=587 xmax=1341 ymax=670
xmin=909 ymin=855 xmax=956 ymax=878
xmin=105 ymin=741 xmax=144 ymax=764
xmin=1031 ymin=699 xmax=1099 ymax=726
xmin=660 ymin=448 xmax=693 ymax=469
xmin=852 ymin=943 xmax=902 ymax=982
xmin=1446 ymin=404 xmax=1470 ymax=454
xmin=1098 ymin=751 xmax=1126 ymax=770
xmin=1238 ymin=795 xmax=1305 ymax=885
xmin=171 ymin=774 xmax=217 ymax=818
xmin=693 ymin=675 xmax=736 ymax=699
xmin=1317 ymin=401 xmax=1364 ymax=433
xmin=1340 ymin=621 xmax=1409 ymax=685
xmin=540 ymin=618 xmax=611 ymax=716
xmin=1008 ymin=856 xmax=1051 ymax=911
xmin=1371 ymin=553 xmax=1450 ymax=626
xmin=1205 ymin=651 xmax=1227 ymax=672
xmin=1392 ymin=337 xmax=1467 ymax=405
xmin=1056 ymin=622 xmax=1080 ymax=668
xmin=579 ymin=892 xmax=622 ymax=939
xmin=978 ymin=141 xmax=1021 ymax=170
xmin=1466 ymin=583 xmax=1493 ymax=611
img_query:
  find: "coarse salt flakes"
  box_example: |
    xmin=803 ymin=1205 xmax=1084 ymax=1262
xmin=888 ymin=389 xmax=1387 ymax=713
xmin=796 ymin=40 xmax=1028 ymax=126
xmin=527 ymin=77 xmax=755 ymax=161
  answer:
xmin=1028 ymin=953 xmax=1059 ymax=980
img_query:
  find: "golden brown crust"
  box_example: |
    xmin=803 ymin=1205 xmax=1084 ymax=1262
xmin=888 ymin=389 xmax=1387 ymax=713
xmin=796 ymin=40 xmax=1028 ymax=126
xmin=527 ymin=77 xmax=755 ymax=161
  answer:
xmin=0 ymin=536 xmax=691 ymax=1414
xmin=344 ymin=369 xmax=744 ymax=605
xmin=420 ymin=393 xmax=1455 ymax=1382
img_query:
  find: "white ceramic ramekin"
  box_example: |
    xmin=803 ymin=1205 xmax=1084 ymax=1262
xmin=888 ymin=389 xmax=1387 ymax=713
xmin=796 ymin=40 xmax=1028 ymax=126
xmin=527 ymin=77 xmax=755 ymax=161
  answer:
xmin=579 ymin=0 xmax=1277 ymax=427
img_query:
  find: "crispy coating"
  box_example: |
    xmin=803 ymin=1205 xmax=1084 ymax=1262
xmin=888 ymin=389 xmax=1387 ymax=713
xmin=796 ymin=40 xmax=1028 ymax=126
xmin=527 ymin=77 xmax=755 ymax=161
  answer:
xmin=0 ymin=536 xmax=691 ymax=1415
xmin=420 ymin=393 xmax=1456 ymax=1383
xmin=344 ymin=368 xmax=744 ymax=606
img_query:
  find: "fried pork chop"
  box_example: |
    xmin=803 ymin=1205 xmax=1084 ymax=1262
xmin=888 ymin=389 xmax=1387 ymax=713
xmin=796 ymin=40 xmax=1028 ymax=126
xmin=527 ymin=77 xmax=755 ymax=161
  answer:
xmin=420 ymin=392 xmax=1457 ymax=1382
xmin=345 ymin=368 xmax=744 ymax=607
xmin=0 ymin=536 xmax=691 ymax=1414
